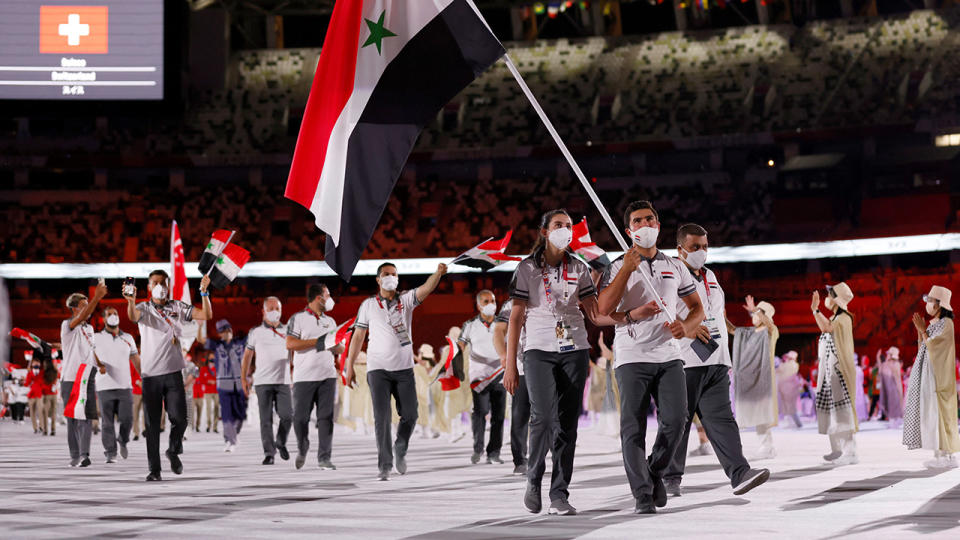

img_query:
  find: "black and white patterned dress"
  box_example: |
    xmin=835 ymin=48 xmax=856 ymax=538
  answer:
xmin=902 ymin=319 xmax=945 ymax=450
xmin=815 ymin=333 xmax=856 ymax=435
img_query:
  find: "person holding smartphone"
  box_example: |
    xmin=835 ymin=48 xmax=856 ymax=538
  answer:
xmin=596 ymin=200 xmax=705 ymax=515
xmin=662 ymin=223 xmax=769 ymax=498
xmin=125 ymin=269 xmax=212 ymax=481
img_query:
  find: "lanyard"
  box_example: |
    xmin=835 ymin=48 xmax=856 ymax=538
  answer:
xmin=375 ymin=295 xmax=404 ymax=313
xmin=266 ymin=324 xmax=285 ymax=339
xmin=306 ymin=307 xmax=322 ymax=322
xmin=152 ymin=302 xmax=180 ymax=336
xmin=541 ymin=255 xmax=571 ymax=307
xmin=78 ymin=323 xmax=96 ymax=351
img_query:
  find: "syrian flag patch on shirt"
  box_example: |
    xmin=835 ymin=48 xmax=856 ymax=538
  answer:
xmin=64 ymin=363 xmax=94 ymax=419
xmin=198 ymin=230 xmax=251 ymax=289
xmin=451 ymin=230 xmax=521 ymax=271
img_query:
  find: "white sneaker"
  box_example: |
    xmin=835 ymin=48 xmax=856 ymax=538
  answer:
xmin=832 ymin=453 xmax=859 ymax=466
xmin=750 ymin=446 xmax=776 ymax=461
xmin=223 ymin=442 xmax=232 ymax=453
xmin=226 ymin=443 xmax=236 ymax=453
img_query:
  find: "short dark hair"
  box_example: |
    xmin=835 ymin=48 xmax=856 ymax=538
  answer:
xmin=376 ymin=262 xmax=397 ymax=277
xmin=307 ymin=283 xmax=327 ymax=303
xmin=102 ymin=306 xmax=118 ymax=317
xmin=677 ymin=223 xmax=708 ymax=246
xmin=623 ymin=200 xmax=658 ymax=228
xmin=149 ymin=269 xmax=169 ymax=280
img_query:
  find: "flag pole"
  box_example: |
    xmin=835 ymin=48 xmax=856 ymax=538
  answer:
xmin=205 ymin=230 xmax=237 ymax=278
xmin=502 ymin=53 xmax=675 ymax=320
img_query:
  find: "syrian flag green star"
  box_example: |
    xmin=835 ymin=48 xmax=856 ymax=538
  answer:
xmin=363 ymin=10 xmax=396 ymax=54
xmin=198 ymin=230 xmax=251 ymax=290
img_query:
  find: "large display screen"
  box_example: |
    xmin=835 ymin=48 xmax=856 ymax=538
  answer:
xmin=0 ymin=0 xmax=163 ymax=100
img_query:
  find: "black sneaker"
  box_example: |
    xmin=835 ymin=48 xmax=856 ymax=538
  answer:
xmin=471 ymin=452 xmax=482 ymax=464
xmin=665 ymin=478 xmax=682 ymax=497
xmin=69 ymin=457 xmax=81 ymax=468
xmin=119 ymin=444 xmax=128 ymax=460
xmin=318 ymin=460 xmax=337 ymax=470
xmin=79 ymin=457 xmax=92 ymax=468
xmin=635 ymin=496 xmax=656 ymax=515
xmin=653 ymin=476 xmax=667 ymax=508
xmin=378 ymin=469 xmax=390 ymax=481
xmin=133 ymin=435 xmax=139 ymax=441
xmin=263 ymin=455 xmax=275 ymax=465
xmin=295 ymin=453 xmax=306 ymax=470
xmin=513 ymin=463 xmax=528 ymax=476
xmin=548 ymin=498 xmax=577 ymax=516
xmin=278 ymin=446 xmax=290 ymax=461
xmin=146 ymin=472 xmax=162 ymax=482
xmin=395 ymin=447 xmax=407 ymax=475
xmin=487 ymin=453 xmax=504 ymax=465
xmin=733 ymin=468 xmax=770 ymax=496
xmin=523 ymin=482 xmax=542 ymax=513
xmin=166 ymin=450 xmax=183 ymax=475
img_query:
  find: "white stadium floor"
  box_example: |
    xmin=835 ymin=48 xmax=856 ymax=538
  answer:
xmin=1 ymin=415 xmax=959 ymax=539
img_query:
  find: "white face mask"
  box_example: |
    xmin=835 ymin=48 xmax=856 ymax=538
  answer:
xmin=380 ymin=275 xmax=399 ymax=291
xmin=682 ymin=248 xmax=707 ymax=270
xmin=925 ymin=301 xmax=938 ymax=316
xmin=264 ymin=310 xmax=281 ymax=323
xmin=480 ymin=303 xmax=497 ymax=317
xmin=106 ymin=314 xmax=120 ymax=327
xmin=631 ymin=226 xmax=659 ymax=248
xmin=547 ymin=228 xmax=572 ymax=250
xmin=151 ymin=284 xmax=167 ymax=300
xmin=824 ymin=296 xmax=835 ymax=310
xmin=324 ymin=297 xmax=336 ymax=312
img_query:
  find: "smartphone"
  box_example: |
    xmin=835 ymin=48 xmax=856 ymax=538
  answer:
xmin=98 ymin=277 xmax=105 ymax=285
xmin=690 ymin=337 xmax=719 ymax=363
xmin=123 ymin=276 xmax=136 ymax=297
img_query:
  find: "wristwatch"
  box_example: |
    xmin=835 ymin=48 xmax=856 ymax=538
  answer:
xmin=625 ymin=311 xmax=635 ymax=324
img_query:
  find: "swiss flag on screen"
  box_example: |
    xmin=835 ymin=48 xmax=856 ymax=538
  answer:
xmin=39 ymin=6 xmax=109 ymax=54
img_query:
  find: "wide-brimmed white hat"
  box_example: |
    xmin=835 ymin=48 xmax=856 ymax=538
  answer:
xmin=886 ymin=346 xmax=900 ymax=360
xmin=826 ymin=282 xmax=854 ymax=311
xmin=923 ymin=285 xmax=953 ymax=311
xmin=756 ymin=301 xmax=776 ymax=320
xmin=419 ymin=343 xmax=435 ymax=359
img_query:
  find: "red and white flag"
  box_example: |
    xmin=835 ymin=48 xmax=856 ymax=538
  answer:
xmin=198 ymin=230 xmax=251 ymax=289
xmin=284 ymin=0 xmax=505 ymax=281
xmin=324 ymin=317 xmax=357 ymax=385
xmin=170 ymin=220 xmax=191 ymax=304
xmin=451 ymin=230 xmax=522 ymax=271
xmin=64 ymin=363 xmax=94 ymax=419
xmin=569 ymin=218 xmax=610 ymax=271
xmin=436 ymin=337 xmax=464 ymax=391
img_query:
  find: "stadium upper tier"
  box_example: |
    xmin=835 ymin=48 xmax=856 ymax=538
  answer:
xmin=145 ymin=8 xmax=960 ymax=157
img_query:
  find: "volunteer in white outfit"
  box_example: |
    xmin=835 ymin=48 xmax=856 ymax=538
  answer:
xmin=286 ymin=284 xmax=343 ymax=471
xmin=60 ymin=283 xmax=107 ymax=468
xmin=597 ymin=200 xmax=705 ymax=515
xmin=459 ymin=290 xmax=507 ymax=465
xmin=94 ymin=306 xmax=141 ymax=463
xmin=345 ymin=262 xmax=447 ymax=481
xmin=243 ymin=296 xmax=294 ymax=466
xmin=661 ymin=223 xmax=769 ymax=498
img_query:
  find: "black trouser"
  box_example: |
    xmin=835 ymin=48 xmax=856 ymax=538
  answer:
xmin=257 ymin=384 xmax=293 ymax=458
xmin=367 ymin=368 xmax=418 ymax=473
xmin=616 ymin=360 xmax=688 ymax=500
xmin=523 ymin=349 xmax=589 ymax=502
xmin=664 ymin=365 xmax=750 ymax=487
xmin=471 ymin=381 xmax=506 ymax=456
xmin=61 ymin=380 xmax=96 ymax=460
xmin=98 ymin=389 xmax=133 ymax=458
xmin=511 ymin=374 xmax=531 ymax=466
xmin=293 ymin=379 xmax=335 ymax=462
xmin=142 ymin=371 xmax=187 ymax=475
xmin=11 ymin=402 xmax=26 ymax=421
xmin=868 ymin=394 xmax=884 ymax=419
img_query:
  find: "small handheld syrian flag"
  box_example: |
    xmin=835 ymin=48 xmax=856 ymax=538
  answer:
xmin=64 ymin=363 xmax=94 ymax=420
xmin=435 ymin=336 xmax=465 ymax=391
xmin=451 ymin=230 xmax=522 ymax=271
xmin=284 ymin=0 xmax=505 ymax=281
xmin=11 ymin=327 xmax=44 ymax=349
xmin=198 ymin=230 xmax=251 ymax=289
xmin=569 ymin=218 xmax=610 ymax=271
xmin=323 ymin=316 xmax=357 ymax=386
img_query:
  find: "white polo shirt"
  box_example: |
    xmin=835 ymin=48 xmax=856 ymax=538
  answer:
xmin=246 ymin=322 xmax=292 ymax=385
xmin=355 ymin=289 xmax=421 ymax=372
xmin=459 ymin=315 xmax=500 ymax=383
xmin=496 ymin=299 xmax=525 ymax=376
xmin=287 ymin=309 xmax=337 ymax=382
xmin=508 ymin=252 xmax=597 ymax=354
xmin=60 ymin=319 xmax=96 ymax=382
xmin=676 ymin=265 xmax=731 ymax=368
xmin=93 ymin=330 xmax=137 ymax=391
xmin=136 ymin=300 xmax=193 ymax=377
xmin=600 ymin=251 xmax=697 ymax=366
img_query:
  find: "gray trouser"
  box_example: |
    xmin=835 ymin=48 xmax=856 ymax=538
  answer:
xmin=257 ymin=384 xmax=293 ymax=457
xmin=293 ymin=379 xmax=336 ymax=462
xmin=523 ymin=349 xmax=589 ymax=502
xmin=664 ymin=365 xmax=750 ymax=487
xmin=616 ymin=360 xmax=688 ymax=500
xmin=61 ymin=380 xmax=95 ymax=460
xmin=471 ymin=381 xmax=506 ymax=456
xmin=367 ymin=368 xmax=418 ymax=472
xmin=511 ymin=374 xmax=530 ymax=466
xmin=98 ymin=389 xmax=134 ymax=458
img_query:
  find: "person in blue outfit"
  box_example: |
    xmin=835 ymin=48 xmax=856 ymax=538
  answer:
xmin=207 ymin=319 xmax=248 ymax=452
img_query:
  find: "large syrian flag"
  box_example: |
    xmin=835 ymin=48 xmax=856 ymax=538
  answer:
xmin=284 ymin=0 xmax=505 ymax=281
xmin=451 ymin=230 xmax=522 ymax=270
xmin=198 ymin=230 xmax=251 ymax=289
xmin=64 ymin=363 xmax=94 ymax=420
xmin=569 ymin=218 xmax=610 ymax=271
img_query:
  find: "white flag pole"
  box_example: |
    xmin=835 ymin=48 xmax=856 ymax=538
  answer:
xmin=502 ymin=53 xmax=675 ymax=320
xmin=204 ymin=230 xmax=237 ymax=278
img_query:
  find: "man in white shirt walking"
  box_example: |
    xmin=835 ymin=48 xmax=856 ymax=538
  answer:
xmin=60 ymin=282 xmax=108 ymax=468
xmin=94 ymin=306 xmax=141 ymax=463
xmin=286 ymin=284 xmax=344 ymax=471
xmin=344 ymin=262 xmax=448 ymax=480
xmin=125 ymin=269 xmax=212 ymax=481
xmin=459 ymin=290 xmax=507 ymax=465
xmin=243 ymin=296 xmax=294 ymax=466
